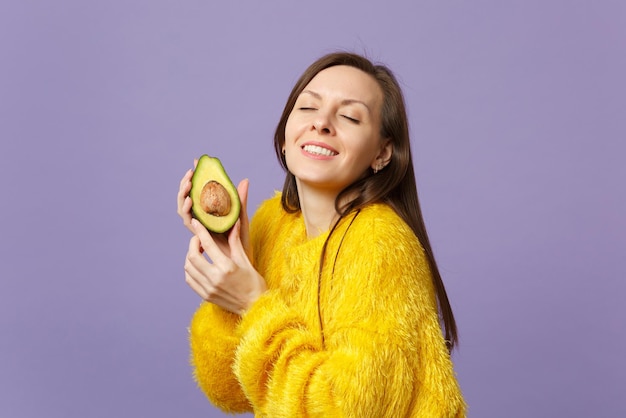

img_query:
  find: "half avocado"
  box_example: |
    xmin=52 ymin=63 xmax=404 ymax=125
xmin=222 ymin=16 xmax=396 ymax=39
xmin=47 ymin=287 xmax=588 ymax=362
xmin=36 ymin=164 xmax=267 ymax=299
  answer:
xmin=190 ymin=155 xmax=241 ymax=233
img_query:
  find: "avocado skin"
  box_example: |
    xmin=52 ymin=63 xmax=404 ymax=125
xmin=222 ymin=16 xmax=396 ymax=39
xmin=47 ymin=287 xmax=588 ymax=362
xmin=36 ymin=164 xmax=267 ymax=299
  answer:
xmin=190 ymin=155 xmax=241 ymax=233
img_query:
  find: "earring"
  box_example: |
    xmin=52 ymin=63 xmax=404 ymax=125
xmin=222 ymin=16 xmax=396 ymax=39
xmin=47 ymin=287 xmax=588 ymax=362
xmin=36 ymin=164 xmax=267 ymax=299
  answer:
xmin=373 ymin=163 xmax=384 ymax=174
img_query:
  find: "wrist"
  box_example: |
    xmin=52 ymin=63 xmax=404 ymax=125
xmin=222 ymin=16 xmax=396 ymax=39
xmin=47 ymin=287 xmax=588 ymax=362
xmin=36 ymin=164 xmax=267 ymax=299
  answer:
xmin=241 ymin=273 xmax=267 ymax=314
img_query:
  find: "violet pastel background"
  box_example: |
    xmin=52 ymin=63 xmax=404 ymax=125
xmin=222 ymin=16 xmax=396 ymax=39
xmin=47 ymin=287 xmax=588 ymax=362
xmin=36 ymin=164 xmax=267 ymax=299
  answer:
xmin=1 ymin=1 xmax=624 ymax=417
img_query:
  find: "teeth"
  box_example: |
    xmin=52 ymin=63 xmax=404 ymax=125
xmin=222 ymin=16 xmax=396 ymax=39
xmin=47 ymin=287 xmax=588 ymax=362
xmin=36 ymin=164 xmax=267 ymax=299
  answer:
xmin=303 ymin=144 xmax=337 ymax=156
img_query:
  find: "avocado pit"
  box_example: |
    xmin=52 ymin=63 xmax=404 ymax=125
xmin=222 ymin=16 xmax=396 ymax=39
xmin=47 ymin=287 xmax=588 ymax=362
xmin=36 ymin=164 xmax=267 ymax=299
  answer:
xmin=200 ymin=181 xmax=231 ymax=216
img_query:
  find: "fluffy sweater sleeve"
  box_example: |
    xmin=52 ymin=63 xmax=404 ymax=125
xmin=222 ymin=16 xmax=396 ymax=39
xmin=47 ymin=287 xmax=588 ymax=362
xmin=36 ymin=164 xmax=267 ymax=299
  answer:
xmin=189 ymin=301 xmax=252 ymax=413
xmin=230 ymin=202 xmax=466 ymax=417
xmin=187 ymin=194 xmax=283 ymax=413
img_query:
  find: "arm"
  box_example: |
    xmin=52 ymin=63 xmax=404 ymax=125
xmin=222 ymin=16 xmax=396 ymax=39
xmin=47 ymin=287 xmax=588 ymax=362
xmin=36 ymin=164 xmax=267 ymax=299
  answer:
xmin=232 ymin=212 xmax=466 ymax=417
xmin=233 ymin=291 xmax=415 ymax=417
xmin=184 ymin=177 xmax=260 ymax=412
xmin=189 ymin=302 xmax=251 ymax=413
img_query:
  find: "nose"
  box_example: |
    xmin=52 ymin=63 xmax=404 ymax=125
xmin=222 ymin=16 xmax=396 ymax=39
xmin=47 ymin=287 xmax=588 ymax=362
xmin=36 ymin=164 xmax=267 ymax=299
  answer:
xmin=312 ymin=111 xmax=335 ymax=135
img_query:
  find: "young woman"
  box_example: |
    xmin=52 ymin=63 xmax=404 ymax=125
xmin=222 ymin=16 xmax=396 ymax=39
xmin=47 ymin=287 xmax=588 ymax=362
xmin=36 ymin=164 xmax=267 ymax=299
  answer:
xmin=177 ymin=52 xmax=466 ymax=417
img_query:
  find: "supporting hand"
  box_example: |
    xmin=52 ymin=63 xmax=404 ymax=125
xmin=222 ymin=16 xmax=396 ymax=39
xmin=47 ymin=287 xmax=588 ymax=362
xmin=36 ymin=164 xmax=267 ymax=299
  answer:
xmin=184 ymin=179 xmax=265 ymax=314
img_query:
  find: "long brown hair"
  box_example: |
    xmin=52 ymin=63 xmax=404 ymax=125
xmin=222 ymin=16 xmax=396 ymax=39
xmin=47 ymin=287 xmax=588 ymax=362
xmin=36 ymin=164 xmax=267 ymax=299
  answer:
xmin=273 ymin=52 xmax=459 ymax=350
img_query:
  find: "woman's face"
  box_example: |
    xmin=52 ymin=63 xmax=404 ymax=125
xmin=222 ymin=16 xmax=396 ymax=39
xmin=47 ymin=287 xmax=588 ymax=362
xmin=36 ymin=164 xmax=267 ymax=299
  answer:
xmin=284 ymin=65 xmax=389 ymax=195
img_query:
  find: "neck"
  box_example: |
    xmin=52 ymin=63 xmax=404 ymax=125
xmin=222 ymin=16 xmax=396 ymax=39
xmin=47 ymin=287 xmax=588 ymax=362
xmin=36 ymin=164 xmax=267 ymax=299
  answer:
xmin=295 ymin=180 xmax=341 ymax=239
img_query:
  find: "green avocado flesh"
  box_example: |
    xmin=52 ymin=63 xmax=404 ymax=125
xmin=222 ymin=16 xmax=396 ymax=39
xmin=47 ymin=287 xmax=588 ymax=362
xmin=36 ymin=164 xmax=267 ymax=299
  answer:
xmin=190 ymin=155 xmax=241 ymax=233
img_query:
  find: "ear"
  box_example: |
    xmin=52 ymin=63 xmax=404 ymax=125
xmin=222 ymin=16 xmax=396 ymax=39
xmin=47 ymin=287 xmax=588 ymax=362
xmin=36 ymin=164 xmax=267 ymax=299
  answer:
xmin=371 ymin=138 xmax=393 ymax=170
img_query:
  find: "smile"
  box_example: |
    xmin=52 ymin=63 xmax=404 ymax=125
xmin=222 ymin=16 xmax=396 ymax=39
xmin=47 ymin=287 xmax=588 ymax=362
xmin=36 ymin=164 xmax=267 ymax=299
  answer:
xmin=302 ymin=144 xmax=338 ymax=157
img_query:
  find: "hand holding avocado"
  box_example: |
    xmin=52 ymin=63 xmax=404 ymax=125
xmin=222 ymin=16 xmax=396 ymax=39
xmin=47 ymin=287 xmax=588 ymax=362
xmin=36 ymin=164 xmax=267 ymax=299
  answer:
xmin=178 ymin=156 xmax=264 ymax=313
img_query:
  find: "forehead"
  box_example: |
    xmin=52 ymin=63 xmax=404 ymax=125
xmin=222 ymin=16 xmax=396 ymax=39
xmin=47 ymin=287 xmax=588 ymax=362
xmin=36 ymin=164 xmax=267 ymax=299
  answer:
xmin=302 ymin=65 xmax=383 ymax=107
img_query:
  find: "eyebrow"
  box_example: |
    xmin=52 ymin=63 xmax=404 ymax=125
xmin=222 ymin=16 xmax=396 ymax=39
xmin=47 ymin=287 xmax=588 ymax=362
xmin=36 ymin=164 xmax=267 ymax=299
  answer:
xmin=301 ymin=90 xmax=372 ymax=113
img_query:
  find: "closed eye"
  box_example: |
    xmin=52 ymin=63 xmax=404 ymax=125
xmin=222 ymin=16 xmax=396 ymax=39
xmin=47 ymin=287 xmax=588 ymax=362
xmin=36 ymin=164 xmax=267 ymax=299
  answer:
xmin=299 ymin=107 xmax=317 ymax=111
xmin=342 ymin=115 xmax=360 ymax=124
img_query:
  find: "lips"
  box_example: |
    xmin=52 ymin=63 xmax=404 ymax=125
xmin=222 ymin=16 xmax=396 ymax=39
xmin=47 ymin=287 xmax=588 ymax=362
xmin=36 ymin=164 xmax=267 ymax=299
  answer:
xmin=302 ymin=143 xmax=338 ymax=157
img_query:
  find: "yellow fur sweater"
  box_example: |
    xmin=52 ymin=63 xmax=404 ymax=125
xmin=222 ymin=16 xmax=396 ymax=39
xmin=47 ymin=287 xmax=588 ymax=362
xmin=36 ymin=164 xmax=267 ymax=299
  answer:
xmin=190 ymin=194 xmax=466 ymax=417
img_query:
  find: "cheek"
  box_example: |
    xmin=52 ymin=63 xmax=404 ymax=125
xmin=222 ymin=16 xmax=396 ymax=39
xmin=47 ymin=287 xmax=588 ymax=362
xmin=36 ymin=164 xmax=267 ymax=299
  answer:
xmin=348 ymin=134 xmax=380 ymax=159
xmin=284 ymin=115 xmax=301 ymax=145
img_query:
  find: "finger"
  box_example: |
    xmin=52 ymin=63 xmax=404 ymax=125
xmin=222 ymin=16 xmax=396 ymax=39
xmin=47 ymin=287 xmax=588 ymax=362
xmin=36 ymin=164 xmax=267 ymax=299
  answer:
xmin=185 ymin=236 xmax=215 ymax=298
xmin=177 ymin=169 xmax=193 ymax=201
xmin=237 ymin=178 xmax=249 ymax=221
xmin=176 ymin=195 xmax=193 ymax=230
xmin=191 ymin=218 xmax=231 ymax=266
xmin=184 ymin=250 xmax=216 ymax=298
xmin=227 ymin=221 xmax=253 ymax=270
xmin=176 ymin=170 xmax=193 ymax=229
xmin=236 ymin=179 xmax=251 ymax=254
xmin=185 ymin=268 xmax=212 ymax=300
xmin=210 ymin=230 xmax=231 ymax=258
xmin=187 ymin=234 xmax=204 ymax=257
xmin=228 ymin=219 xmax=245 ymax=260
xmin=184 ymin=258 xmax=205 ymax=296
xmin=181 ymin=196 xmax=193 ymax=225
xmin=184 ymin=258 xmax=231 ymax=307
xmin=183 ymin=195 xmax=193 ymax=213
xmin=186 ymin=233 xmax=241 ymax=310
xmin=179 ymin=167 xmax=194 ymax=187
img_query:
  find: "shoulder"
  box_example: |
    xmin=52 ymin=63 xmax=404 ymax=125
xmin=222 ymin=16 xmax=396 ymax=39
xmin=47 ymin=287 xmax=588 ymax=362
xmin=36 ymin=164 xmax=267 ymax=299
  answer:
xmin=328 ymin=204 xmax=438 ymax=334
xmin=350 ymin=203 xmax=423 ymax=256
xmin=342 ymin=203 xmax=433 ymax=289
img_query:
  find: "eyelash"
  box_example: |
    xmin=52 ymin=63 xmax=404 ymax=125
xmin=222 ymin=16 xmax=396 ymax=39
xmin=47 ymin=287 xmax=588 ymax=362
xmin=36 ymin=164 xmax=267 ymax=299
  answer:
xmin=299 ymin=107 xmax=360 ymax=124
